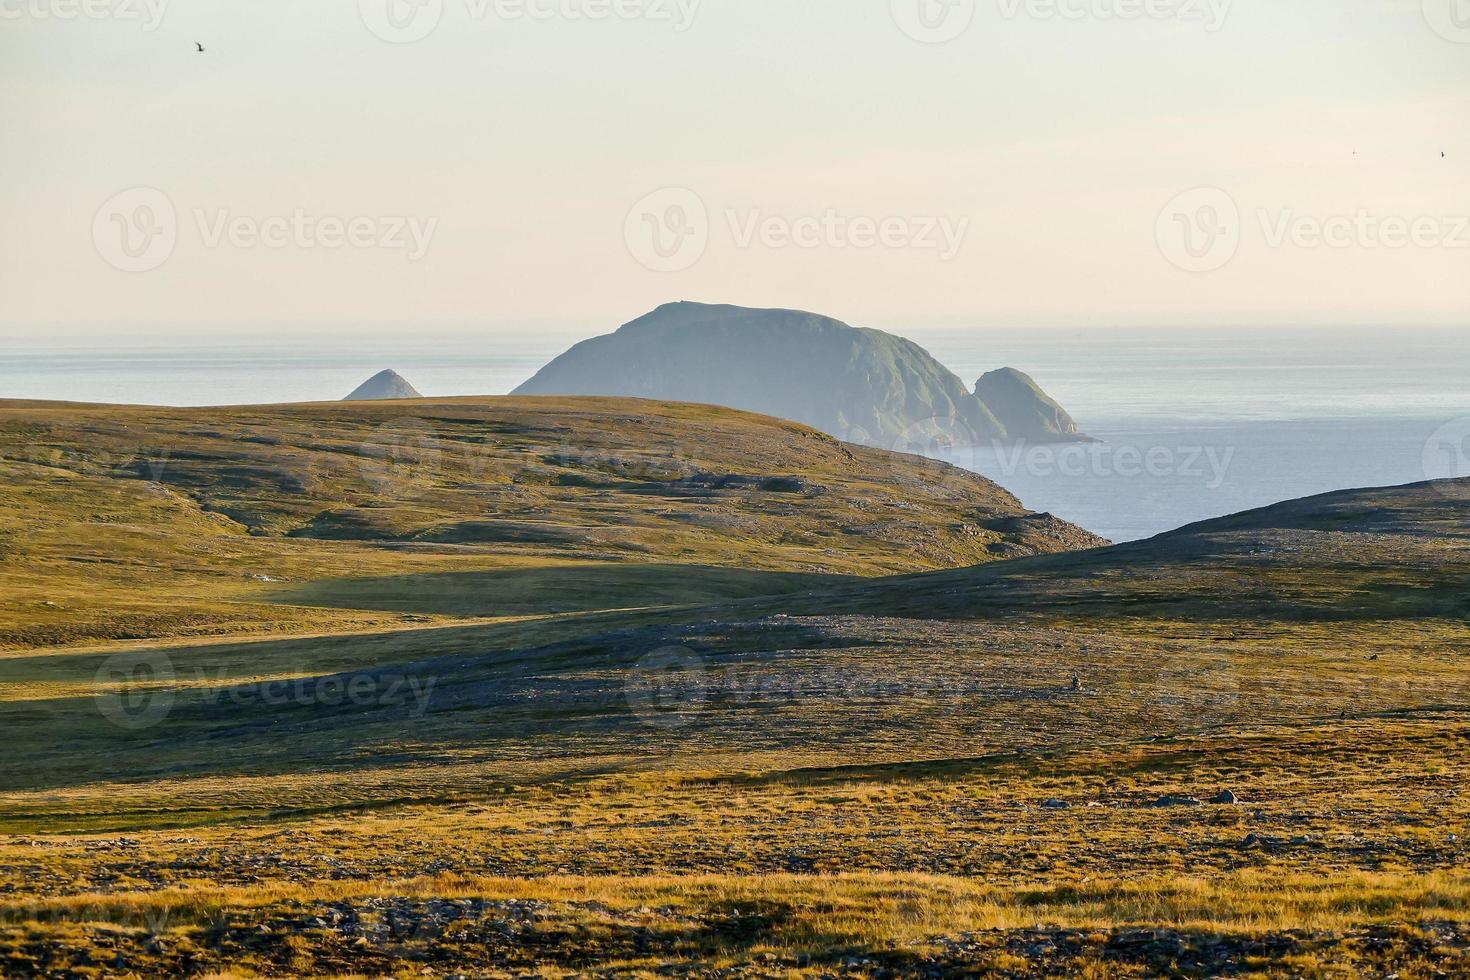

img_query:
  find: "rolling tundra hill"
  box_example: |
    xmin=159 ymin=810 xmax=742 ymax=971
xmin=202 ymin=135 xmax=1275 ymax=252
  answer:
xmin=4 ymin=475 xmax=1465 ymax=802
xmin=798 ymin=477 xmax=1470 ymax=623
xmin=0 ymin=396 xmax=1101 ymax=649
xmin=2 ymin=394 xmax=1467 ymax=976
xmin=514 ymin=302 xmax=1091 ymax=445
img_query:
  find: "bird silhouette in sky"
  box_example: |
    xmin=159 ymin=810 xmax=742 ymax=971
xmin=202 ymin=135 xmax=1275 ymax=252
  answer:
xmin=195 ymin=41 xmax=205 ymax=53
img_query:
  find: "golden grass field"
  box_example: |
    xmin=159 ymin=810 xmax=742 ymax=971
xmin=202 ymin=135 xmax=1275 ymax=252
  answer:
xmin=2 ymin=397 xmax=1468 ymax=977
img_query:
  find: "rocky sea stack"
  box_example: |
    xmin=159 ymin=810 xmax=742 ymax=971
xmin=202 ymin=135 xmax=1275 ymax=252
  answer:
xmin=344 ymin=370 xmax=422 ymax=401
xmin=514 ymin=302 xmax=1091 ymax=446
xmin=975 ymin=367 xmax=1087 ymax=443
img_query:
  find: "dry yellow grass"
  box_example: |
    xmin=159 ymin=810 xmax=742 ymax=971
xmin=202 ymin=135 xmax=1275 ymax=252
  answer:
xmin=11 ymin=868 xmax=1470 ymax=936
xmin=3 ymin=399 xmax=1469 ymax=976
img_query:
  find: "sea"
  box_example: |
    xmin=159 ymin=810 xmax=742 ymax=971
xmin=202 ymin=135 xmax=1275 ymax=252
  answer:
xmin=4 ymin=326 xmax=1468 ymax=543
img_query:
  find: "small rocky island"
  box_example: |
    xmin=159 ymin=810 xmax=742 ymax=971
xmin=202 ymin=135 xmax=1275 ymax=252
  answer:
xmin=343 ymin=369 xmax=422 ymax=401
xmin=514 ymin=302 xmax=1091 ymax=446
xmin=974 ymin=367 xmax=1086 ymax=443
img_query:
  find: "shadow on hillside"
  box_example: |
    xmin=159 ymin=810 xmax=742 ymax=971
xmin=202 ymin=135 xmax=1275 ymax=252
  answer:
xmin=832 ymin=533 xmax=1470 ymax=623
xmin=260 ymin=564 xmax=856 ymax=618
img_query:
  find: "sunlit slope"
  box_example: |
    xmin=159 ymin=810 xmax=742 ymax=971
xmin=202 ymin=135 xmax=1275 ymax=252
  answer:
xmin=0 ymin=396 xmax=1103 ymax=649
xmin=3 ymin=478 xmax=1464 ymax=816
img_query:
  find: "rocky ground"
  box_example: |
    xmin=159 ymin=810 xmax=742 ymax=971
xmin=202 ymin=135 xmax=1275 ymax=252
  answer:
xmin=6 ymin=900 xmax=1470 ymax=978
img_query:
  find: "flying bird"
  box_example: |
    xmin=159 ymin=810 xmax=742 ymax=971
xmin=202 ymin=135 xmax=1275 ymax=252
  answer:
xmin=195 ymin=41 xmax=205 ymax=53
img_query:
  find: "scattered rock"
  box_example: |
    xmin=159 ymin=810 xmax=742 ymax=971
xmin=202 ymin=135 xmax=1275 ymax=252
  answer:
xmin=1241 ymin=833 xmax=1314 ymax=850
xmin=1211 ymin=790 xmax=1239 ymax=805
xmin=1149 ymin=795 xmax=1203 ymax=808
xmin=1041 ymin=798 xmax=1070 ymax=810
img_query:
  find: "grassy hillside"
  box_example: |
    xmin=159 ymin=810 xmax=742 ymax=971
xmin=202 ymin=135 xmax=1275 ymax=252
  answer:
xmin=0 ymin=397 xmax=1100 ymax=650
xmin=8 ymin=479 xmax=1464 ymax=803
xmin=1 ymin=396 xmax=1467 ymax=976
xmin=794 ymin=477 xmax=1470 ymax=623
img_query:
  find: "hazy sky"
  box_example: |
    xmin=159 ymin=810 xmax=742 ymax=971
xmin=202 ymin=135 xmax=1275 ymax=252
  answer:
xmin=3 ymin=0 xmax=1467 ymax=335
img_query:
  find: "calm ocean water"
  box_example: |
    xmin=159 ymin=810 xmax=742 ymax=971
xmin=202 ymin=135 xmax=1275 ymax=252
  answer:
xmin=917 ymin=327 xmax=1470 ymax=541
xmin=4 ymin=327 xmax=1467 ymax=542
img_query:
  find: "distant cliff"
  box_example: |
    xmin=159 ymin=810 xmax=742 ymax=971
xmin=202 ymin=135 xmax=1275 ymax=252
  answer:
xmin=344 ymin=370 xmax=422 ymax=401
xmin=514 ymin=302 xmax=1089 ymax=446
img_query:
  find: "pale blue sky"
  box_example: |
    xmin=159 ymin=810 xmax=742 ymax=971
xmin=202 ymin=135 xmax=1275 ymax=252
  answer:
xmin=3 ymin=0 xmax=1467 ymax=334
